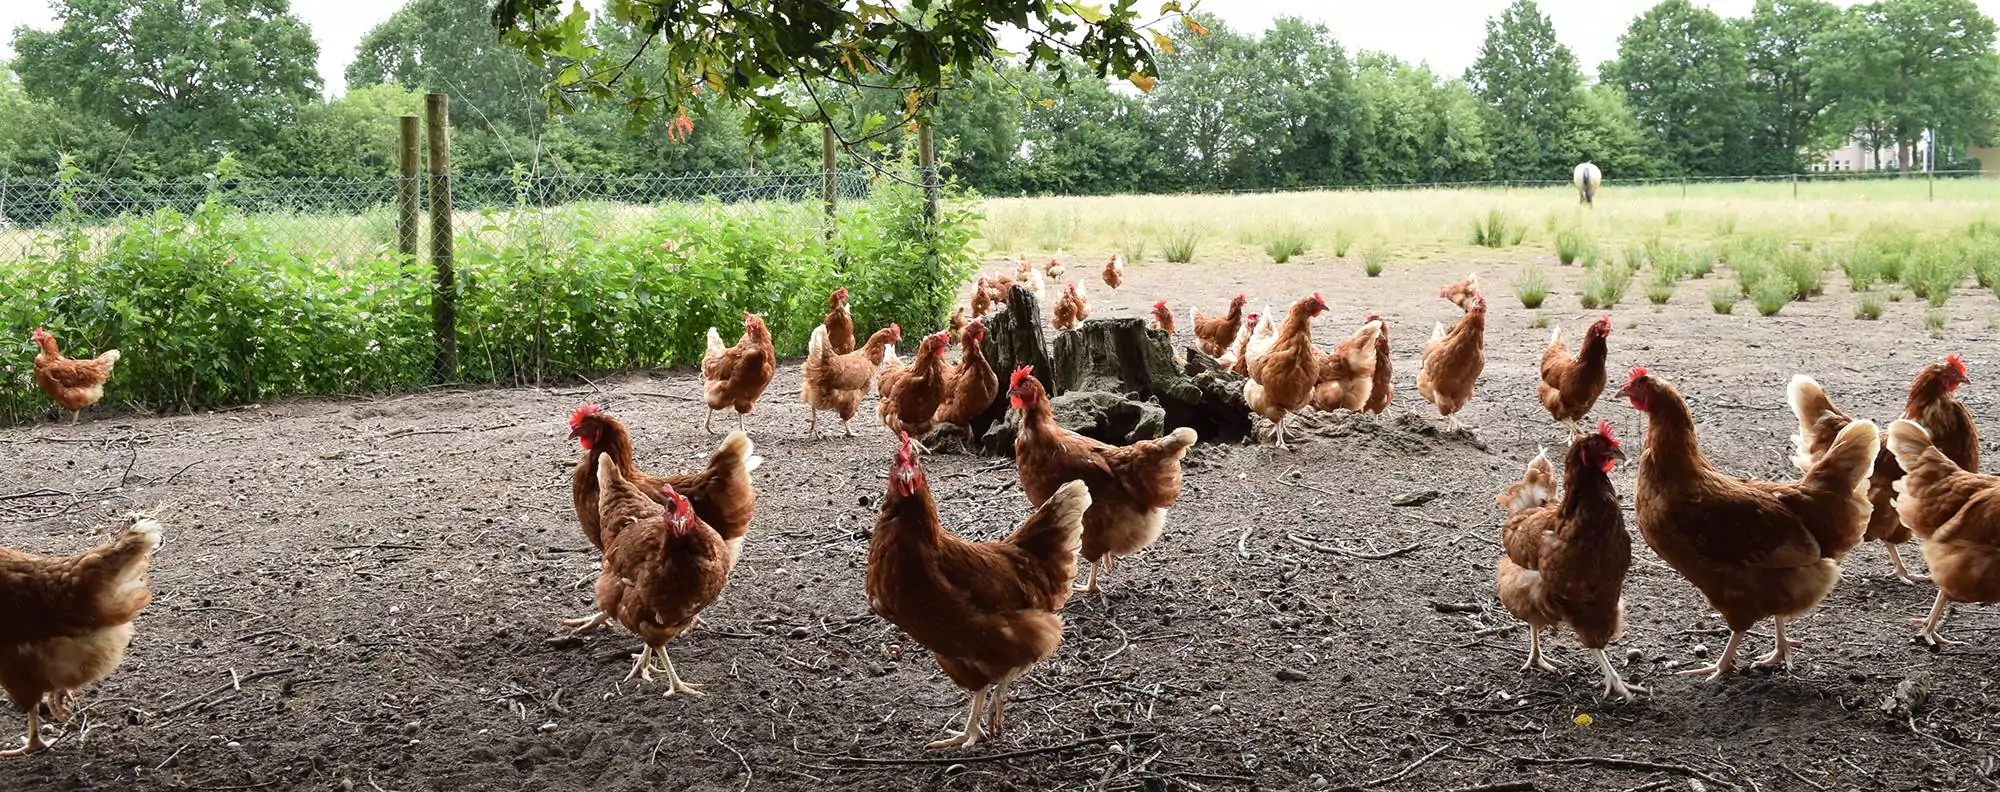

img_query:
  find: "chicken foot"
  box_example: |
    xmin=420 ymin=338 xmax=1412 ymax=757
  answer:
xmin=1753 ymin=617 xmax=1803 ymax=668
xmin=1676 ymin=629 xmax=1745 ymax=680
xmin=1521 ymin=624 xmax=1560 ymax=673
xmin=560 ymin=610 xmax=611 ymax=634
xmin=0 ymin=710 xmax=48 ymax=757
xmin=1913 ymin=590 xmax=1959 ymax=647
xmin=626 ymin=646 xmax=705 ymax=696
xmin=703 ymin=409 xmax=716 ymax=435
xmin=809 ymin=409 xmax=820 ymax=439
xmin=927 ymin=688 xmax=989 ymax=750
xmin=1273 ymin=415 xmax=1291 ymax=450
xmin=1886 ymin=543 xmax=1930 ymax=584
xmin=45 ymin=690 xmax=75 ymax=721
xmin=1592 ymin=648 xmax=1647 ymax=702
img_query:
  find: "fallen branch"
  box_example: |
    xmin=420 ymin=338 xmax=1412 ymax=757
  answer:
xmin=1446 ymin=783 xmax=1537 ymax=792
xmin=628 ymin=390 xmax=702 ymax=402
xmin=1331 ymin=743 xmax=1451 ymax=791
xmin=1507 ymin=755 xmax=1735 ymax=789
xmin=1288 ymin=534 xmax=1422 ymax=561
xmin=820 ymin=731 xmax=1160 ymax=766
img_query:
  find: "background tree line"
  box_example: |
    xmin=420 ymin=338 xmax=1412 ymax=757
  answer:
xmin=2 ymin=0 xmax=1995 ymax=192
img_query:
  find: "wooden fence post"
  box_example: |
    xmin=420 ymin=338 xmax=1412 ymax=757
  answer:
xmin=918 ymin=123 xmax=938 ymax=228
xmin=425 ymin=93 xmax=457 ymax=382
xmin=397 ymin=116 xmax=421 ymax=260
xmin=822 ymin=126 xmax=838 ymax=238
xmin=1790 ymin=173 xmax=1798 ymax=199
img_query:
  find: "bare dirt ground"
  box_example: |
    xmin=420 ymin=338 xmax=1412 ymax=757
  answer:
xmin=2 ymin=253 xmax=1998 ymax=792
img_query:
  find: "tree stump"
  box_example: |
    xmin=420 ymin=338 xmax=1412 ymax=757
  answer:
xmin=969 ymin=285 xmax=1052 ymax=443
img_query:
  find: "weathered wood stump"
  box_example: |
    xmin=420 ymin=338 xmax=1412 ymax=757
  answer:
xmin=968 ymin=285 xmax=1052 ymax=445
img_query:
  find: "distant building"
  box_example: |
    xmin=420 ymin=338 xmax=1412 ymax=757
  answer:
xmin=1808 ymin=128 xmax=1999 ymax=173
xmin=1807 ymin=133 xmax=1897 ymax=172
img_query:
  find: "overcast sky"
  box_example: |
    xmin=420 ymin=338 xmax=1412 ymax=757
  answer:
xmin=6 ymin=0 xmax=2000 ymax=97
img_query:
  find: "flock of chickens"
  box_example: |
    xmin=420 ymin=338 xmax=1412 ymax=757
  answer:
xmin=2 ymin=252 xmax=1998 ymax=759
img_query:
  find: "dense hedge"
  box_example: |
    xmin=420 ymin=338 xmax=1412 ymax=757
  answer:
xmin=1 ymin=169 xmax=976 ymax=423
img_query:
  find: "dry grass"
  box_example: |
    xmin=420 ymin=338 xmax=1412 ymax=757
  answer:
xmin=977 ymin=179 xmax=2000 ymax=266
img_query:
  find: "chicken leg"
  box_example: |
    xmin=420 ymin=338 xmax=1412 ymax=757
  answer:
xmin=809 ymin=409 xmax=820 ymax=440
xmin=984 ymin=667 xmax=1027 ymax=738
xmin=560 ymin=610 xmax=611 ymax=634
xmin=1887 ymin=543 xmax=1930 ymax=584
xmin=1913 ymin=590 xmax=1959 ymax=647
xmin=68 ymin=411 xmax=80 ymax=426
xmin=842 ymin=419 xmax=855 ymax=438
xmin=735 ymin=411 xmax=746 ymax=432
xmin=1561 ymin=419 xmax=1582 ymax=440
xmin=1753 ymin=617 xmax=1803 ymax=668
xmin=46 ymin=690 xmax=74 ymax=721
xmin=1592 ymin=648 xmax=1648 ymax=702
xmin=0 ymin=710 xmax=47 ymax=757
xmin=1076 ymin=561 xmax=1104 ymax=594
xmin=703 ymin=410 xmax=717 ymax=435
xmin=1521 ymin=624 xmax=1559 ymax=673
xmin=1677 ymin=629 xmax=1745 ymax=680
xmin=655 ymin=648 xmax=705 ymax=697
xmin=927 ymin=688 xmax=989 ymax=750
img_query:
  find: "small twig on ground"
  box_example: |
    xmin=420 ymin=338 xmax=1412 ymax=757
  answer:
xmin=1237 ymin=525 xmax=1254 ymax=559
xmin=1331 ymin=743 xmax=1451 ymax=791
xmin=161 ymin=460 xmax=203 ymax=486
xmin=628 ymin=390 xmax=702 ymax=402
xmin=714 ymin=729 xmax=752 ymax=792
xmin=1287 ymin=534 xmax=1421 ymax=561
xmin=332 ymin=544 xmax=426 ymax=551
xmin=380 ymin=425 xmax=472 ymax=439
xmin=821 ymin=731 xmax=1160 ymax=766
xmin=1778 ymin=762 xmax=1828 ymax=791
xmin=1431 ymin=601 xmax=1486 ymax=614
xmin=1446 ymin=783 xmax=1537 ymax=792
xmin=1507 ymin=755 xmax=1735 ymax=789
xmin=159 ymin=669 xmax=295 ymax=718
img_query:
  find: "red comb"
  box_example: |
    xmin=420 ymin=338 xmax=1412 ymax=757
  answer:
xmin=1010 ymin=366 xmax=1036 ymax=389
xmin=1597 ymin=419 xmax=1617 ymax=443
xmin=568 ymin=403 xmax=603 ymax=429
xmin=833 ymin=287 xmax=848 ymax=298
xmin=1948 ymin=354 xmax=1967 ymax=376
xmin=1153 ymin=299 xmax=1168 ymax=310
xmin=1627 ymin=367 xmax=1648 ymax=381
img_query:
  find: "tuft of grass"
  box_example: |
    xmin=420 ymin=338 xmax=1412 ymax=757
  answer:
xmin=1512 ymin=267 xmax=1551 ymax=309
xmin=1262 ymin=228 xmax=1311 ymax=263
xmin=1752 ymin=276 xmax=1792 ymax=316
xmin=1161 ymin=229 xmax=1201 ymax=264
xmin=1119 ymin=237 xmax=1148 ymax=264
xmin=1554 ymin=226 xmax=1591 ymax=265
xmin=1621 ymin=243 xmax=1647 ymax=272
xmin=1709 ymin=282 xmax=1739 ymax=314
xmin=1685 ymin=250 xmax=1715 ymax=278
xmin=1926 ymin=309 xmax=1949 ymax=337
xmin=1529 ymin=312 xmax=1549 ymax=329
xmin=1733 ymin=257 xmax=1770 ymax=297
xmin=1580 ymin=265 xmax=1631 ymax=308
xmin=1888 ymin=288 xmax=1907 ymax=302
xmin=1905 ymin=243 xmax=1967 ymax=306
xmin=1646 ymin=266 xmax=1676 ymax=304
xmin=1579 ymin=247 xmax=1603 ymax=269
xmin=1714 ymin=213 xmax=1738 ymax=236
xmin=1772 ymin=248 xmax=1824 ymax=299
xmin=1360 ymin=244 xmax=1388 ymax=277
xmin=1840 ymin=247 xmax=1878 ymax=291
xmin=1332 ymin=228 xmax=1353 ymax=258
xmin=1855 ymin=291 xmax=1884 ymax=320
xmin=1860 ymin=227 xmax=1916 ymax=282
xmin=1471 ymin=209 xmax=1525 ymax=248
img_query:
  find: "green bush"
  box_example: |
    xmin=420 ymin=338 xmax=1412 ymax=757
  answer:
xmin=0 ymin=161 xmax=971 ymax=423
xmin=1904 ymin=243 xmax=1968 ymax=306
xmin=1734 ymin=257 xmax=1771 ymax=297
xmin=1263 ymin=228 xmax=1311 ymax=263
xmin=1162 ymin=229 xmax=1201 ymax=263
xmin=1512 ymin=267 xmax=1551 ymax=308
xmin=1840 ymin=247 xmax=1879 ymax=291
xmin=1752 ymin=276 xmax=1792 ymax=316
xmin=1471 ymin=209 xmax=1525 ymax=248
xmin=1859 ymin=227 xmax=1916 ymax=282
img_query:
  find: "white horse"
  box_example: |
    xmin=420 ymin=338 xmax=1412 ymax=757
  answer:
xmin=1573 ymin=162 xmax=1602 ymax=207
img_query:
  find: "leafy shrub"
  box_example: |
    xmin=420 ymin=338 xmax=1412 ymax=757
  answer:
xmin=1855 ymin=292 xmax=1883 ymax=320
xmin=1709 ymin=283 xmax=1739 ymax=314
xmin=1752 ymin=276 xmax=1792 ymax=316
xmin=1471 ymin=209 xmax=1524 ymax=248
xmin=1162 ymin=229 xmax=1201 ymax=263
xmin=1554 ymin=227 xmax=1590 ymax=265
xmin=0 ymin=160 xmax=970 ymax=422
xmin=1361 ymin=244 xmax=1388 ymax=277
xmin=1512 ymin=267 xmax=1551 ymax=308
xmin=1263 ymin=228 xmax=1311 ymax=263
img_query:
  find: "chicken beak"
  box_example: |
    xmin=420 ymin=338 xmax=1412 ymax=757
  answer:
xmin=1607 ymin=444 xmax=1629 ymax=464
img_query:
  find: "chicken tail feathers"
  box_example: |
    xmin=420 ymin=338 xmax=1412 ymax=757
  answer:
xmin=708 ymin=430 xmax=760 ymax=478
xmin=1428 ymin=321 xmax=1446 ymax=346
xmin=1885 ymin=419 xmax=1948 ymax=477
xmin=1009 ymin=480 xmax=1090 ymax=559
xmin=98 ymin=349 xmax=122 ymax=370
xmin=1803 ymin=418 xmax=1880 ymax=495
xmin=1547 ymin=324 xmax=1563 ymax=347
xmin=706 ymin=327 xmax=726 ymax=357
xmin=1157 ymin=426 xmax=1198 ymax=455
xmin=1786 ymin=374 xmax=1843 ymax=470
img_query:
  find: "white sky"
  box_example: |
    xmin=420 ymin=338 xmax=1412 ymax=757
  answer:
xmin=5 ymin=0 xmax=2000 ymax=97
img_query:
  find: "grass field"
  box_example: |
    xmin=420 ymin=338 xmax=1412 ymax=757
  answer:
xmin=978 ymin=176 xmax=2000 ymax=268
